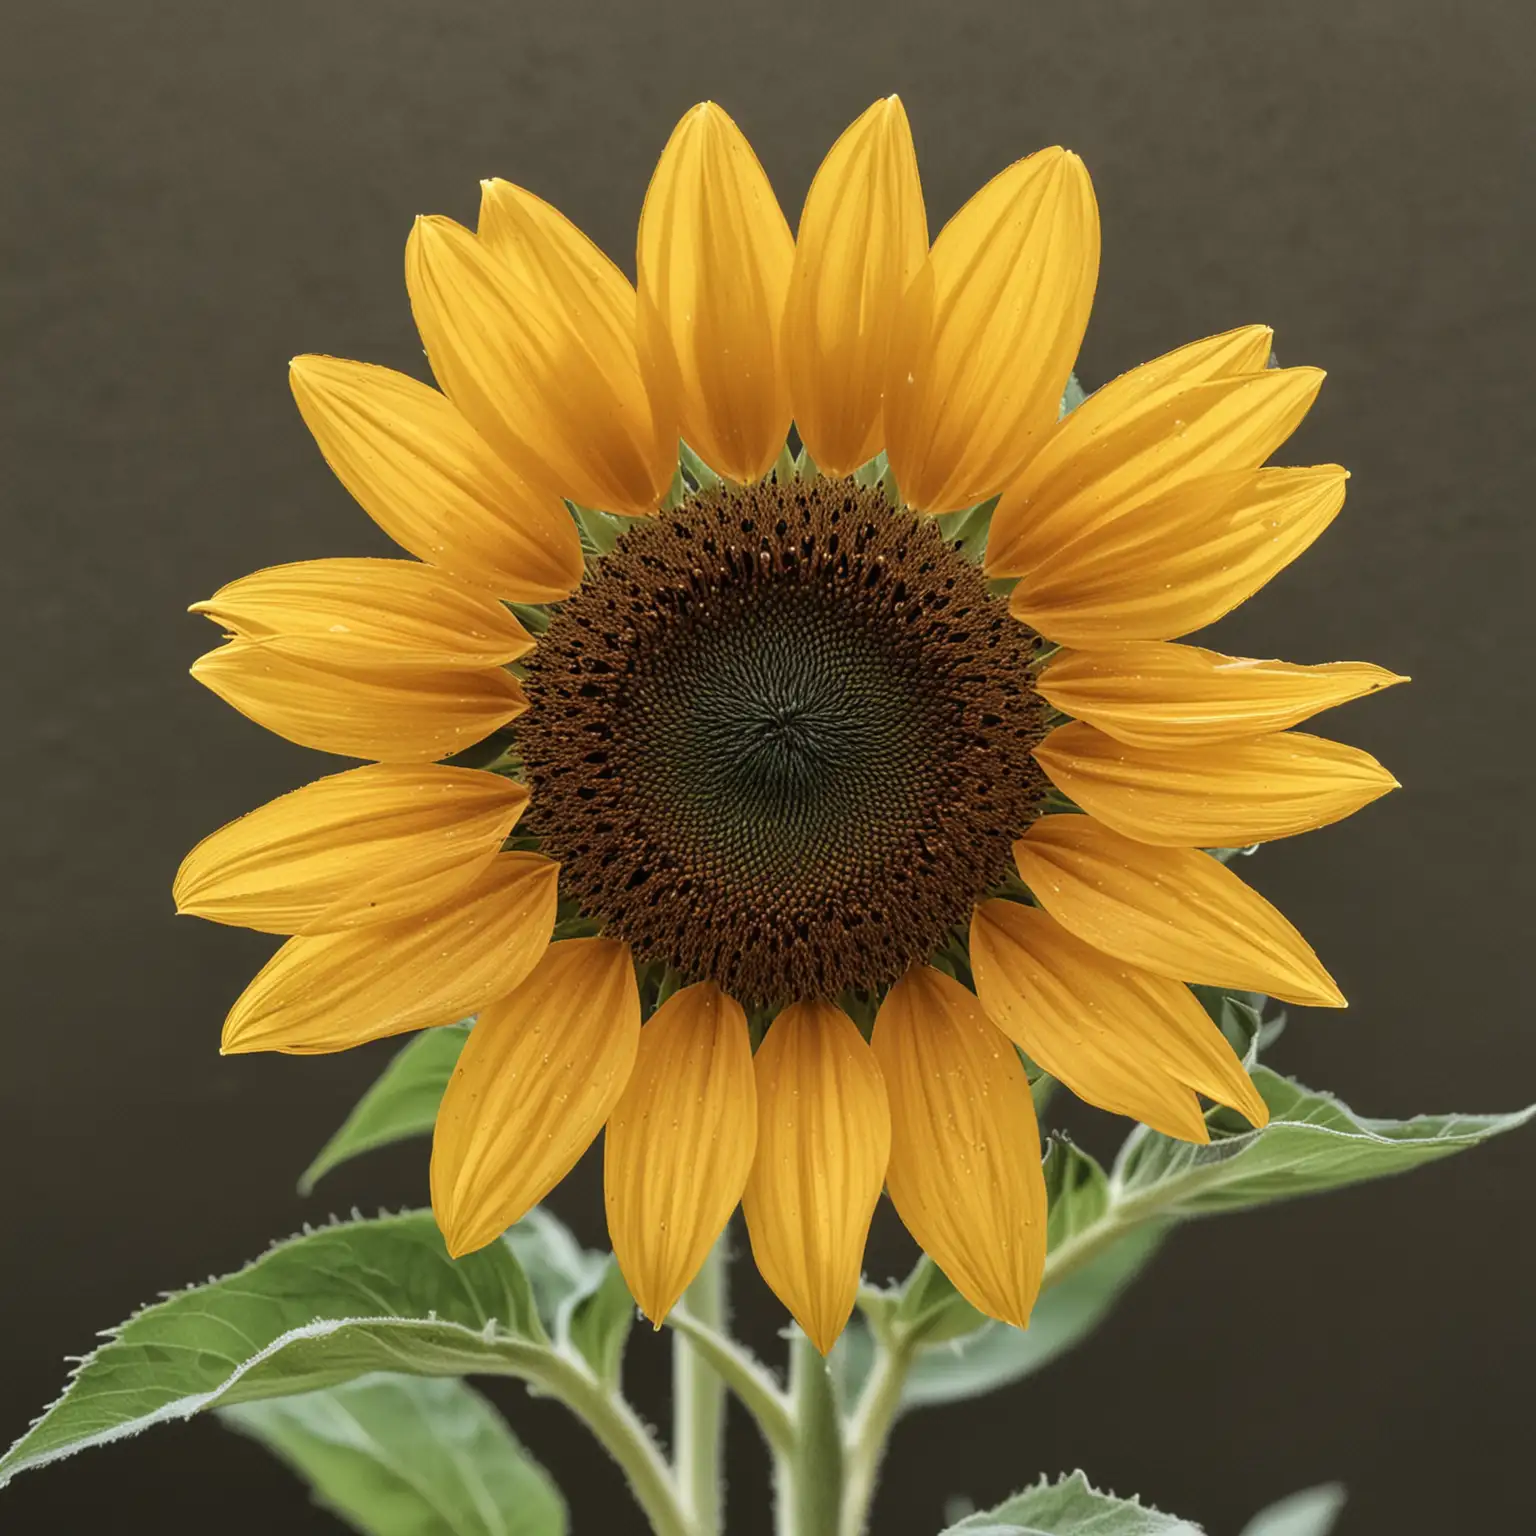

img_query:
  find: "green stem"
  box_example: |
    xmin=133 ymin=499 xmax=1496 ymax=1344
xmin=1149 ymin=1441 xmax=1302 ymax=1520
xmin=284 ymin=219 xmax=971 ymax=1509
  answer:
xmin=835 ymin=1175 xmax=1178 ymax=1534
xmin=673 ymin=1239 xmax=728 ymax=1535
xmin=774 ymin=1332 xmax=844 ymax=1536
xmin=1042 ymin=1148 xmax=1196 ymax=1292
xmin=667 ymin=1310 xmax=794 ymax=1457
xmin=838 ymin=1333 xmax=915 ymax=1536
xmin=1039 ymin=1207 xmax=1139 ymax=1291
xmin=539 ymin=1350 xmax=695 ymax=1536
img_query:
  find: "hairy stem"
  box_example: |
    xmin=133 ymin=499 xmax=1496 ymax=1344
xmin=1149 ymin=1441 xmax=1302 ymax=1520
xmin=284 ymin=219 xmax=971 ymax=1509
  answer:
xmin=774 ymin=1332 xmax=844 ymax=1536
xmin=673 ymin=1240 xmax=728 ymax=1535
xmin=838 ymin=1333 xmax=915 ymax=1536
xmin=540 ymin=1351 xmax=694 ymax=1536
xmin=667 ymin=1310 xmax=794 ymax=1457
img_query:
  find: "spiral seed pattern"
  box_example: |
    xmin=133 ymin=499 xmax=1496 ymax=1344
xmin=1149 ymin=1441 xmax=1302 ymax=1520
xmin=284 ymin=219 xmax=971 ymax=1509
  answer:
xmin=519 ymin=478 xmax=1050 ymax=1004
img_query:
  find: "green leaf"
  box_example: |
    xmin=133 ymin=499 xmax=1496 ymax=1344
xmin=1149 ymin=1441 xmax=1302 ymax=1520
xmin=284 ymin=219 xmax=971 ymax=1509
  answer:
xmin=222 ymin=1374 xmax=567 ymax=1536
xmin=1042 ymin=1136 xmax=1109 ymax=1248
xmin=943 ymin=1470 xmax=1201 ymax=1534
xmin=1059 ymin=372 xmax=1087 ymax=418
xmin=1239 ymin=1485 xmax=1346 ymax=1536
xmin=873 ymin=1071 xmax=1531 ymax=1418
xmin=891 ymin=1258 xmax=988 ymax=1347
xmin=503 ymin=1208 xmax=607 ymax=1333
xmin=1113 ymin=1067 xmax=1536 ymax=1216
xmin=300 ymin=1025 xmax=469 ymax=1193
xmin=564 ymin=1259 xmax=635 ymax=1392
xmin=901 ymin=1224 xmax=1165 ymax=1410
xmin=0 ymin=1212 xmax=552 ymax=1488
xmin=503 ymin=1211 xmax=634 ymax=1390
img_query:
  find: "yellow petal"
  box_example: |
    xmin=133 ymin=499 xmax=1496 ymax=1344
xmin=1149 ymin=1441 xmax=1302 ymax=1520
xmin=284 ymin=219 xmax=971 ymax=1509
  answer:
xmin=221 ymin=851 xmax=558 ymax=1055
xmin=288 ymin=356 xmax=583 ymax=603
xmin=871 ymin=967 xmax=1046 ymax=1329
xmin=742 ymin=1001 xmax=890 ymax=1354
xmin=432 ymin=939 xmax=640 ymax=1257
xmin=783 ymin=96 xmax=928 ymax=477
xmin=970 ymin=900 xmax=1268 ymax=1139
xmin=477 ymin=177 xmax=638 ymax=310
xmin=1012 ymin=815 xmax=1344 ymax=1007
xmin=883 ymin=147 xmax=1099 ymax=513
xmin=1037 ymin=642 xmax=1407 ymax=749
xmin=191 ymin=638 xmax=525 ymax=763
xmin=407 ymin=209 xmax=675 ymax=517
xmin=636 ymin=103 xmax=795 ymax=484
xmin=174 ymin=765 xmax=527 ymax=935
xmin=192 ymin=558 xmax=533 ymax=667
xmin=604 ymin=984 xmax=757 ymax=1324
xmin=1068 ymin=324 xmax=1274 ymax=400
xmin=1034 ymin=721 xmax=1399 ymax=847
xmin=989 ymin=363 xmax=1323 ymax=574
xmin=1011 ymin=465 xmax=1349 ymax=644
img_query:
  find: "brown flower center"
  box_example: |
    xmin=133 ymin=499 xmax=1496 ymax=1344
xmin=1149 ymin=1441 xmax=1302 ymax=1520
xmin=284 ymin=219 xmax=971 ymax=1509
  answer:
xmin=518 ymin=478 xmax=1050 ymax=1006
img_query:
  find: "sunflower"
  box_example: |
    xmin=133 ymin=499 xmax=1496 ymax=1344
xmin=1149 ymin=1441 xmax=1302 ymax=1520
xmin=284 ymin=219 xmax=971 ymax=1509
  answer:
xmin=176 ymin=97 xmax=1403 ymax=1354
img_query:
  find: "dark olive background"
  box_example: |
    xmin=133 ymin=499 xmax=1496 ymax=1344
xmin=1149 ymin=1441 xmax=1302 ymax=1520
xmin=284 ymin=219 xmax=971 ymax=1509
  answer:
xmin=2 ymin=0 xmax=1532 ymax=1531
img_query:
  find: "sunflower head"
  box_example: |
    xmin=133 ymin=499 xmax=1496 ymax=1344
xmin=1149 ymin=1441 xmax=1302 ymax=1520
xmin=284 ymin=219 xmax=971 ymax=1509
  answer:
xmin=520 ymin=476 xmax=1050 ymax=1006
xmin=177 ymin=95 xmax=1402 ymax=1353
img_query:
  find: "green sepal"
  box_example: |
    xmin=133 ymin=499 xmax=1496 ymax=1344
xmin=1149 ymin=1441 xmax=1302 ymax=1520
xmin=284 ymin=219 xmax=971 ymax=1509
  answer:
xmin=299 ymin=1023 xmax=469 ymax=1193
xmin=1059 ymin=371 xmax=1087 ymax=418
xmin=934 ymin=495 xmax=999 ymax=565
xmin=221 ymin=1374 xmax=568 ymax=1536
xmin=1205 ymin=843 xmax=1260 ymax=864
xmin=658 ymin=462 xmax=689 ymax=513
xmin=551 ymin=891 xmax=606 ymax=940
xmin=508 ymin=602 xmax=553 ymax=635
xmin=852 ymin=451 xmax=889 ymax=488
xmin=678 ymin=441 xmax=722 ymax=492
xmin=442 ymin=730 xmax=521 ymax=772
xmin=570 ymin=503 xmax=629 ymax=557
